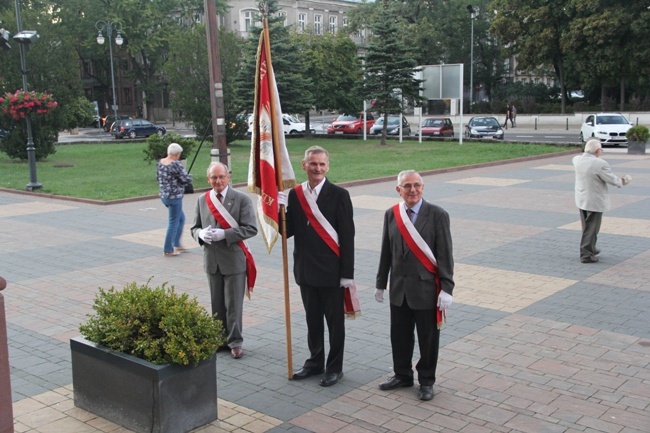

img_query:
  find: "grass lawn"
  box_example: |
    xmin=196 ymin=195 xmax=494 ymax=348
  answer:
xmin=0 ymin=137 xmax=576 ymax=201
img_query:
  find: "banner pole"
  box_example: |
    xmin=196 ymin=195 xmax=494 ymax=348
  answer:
xmin=263 ymin=17 xmax=294 ymax=380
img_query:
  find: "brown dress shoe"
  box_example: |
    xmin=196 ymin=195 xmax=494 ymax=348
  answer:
xmin=231 ymin=347 xmax=243 ymax=359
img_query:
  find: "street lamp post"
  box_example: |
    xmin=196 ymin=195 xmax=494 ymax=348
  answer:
xmin=95 ymin=20 xmax=123 ymax=125
xmin=467 ymin=5 xmax=478 ymax=112
xmin=14 ymin=0 xmax=41 ymax=190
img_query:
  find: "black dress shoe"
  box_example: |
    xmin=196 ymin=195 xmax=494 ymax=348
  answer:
xmin=379 ymin=376 xmax=414 ymax=390
xmin=418 ymin=385 xmax=434 ymax=401
xmin=581 ymin=256 xmax=599 ymax=263
xmin=319 ymin=371 xmax=343 ymax=387
xmin=292 ymin=367 xmax=324 ymax=380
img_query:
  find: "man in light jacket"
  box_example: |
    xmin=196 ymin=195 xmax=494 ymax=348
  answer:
xmin=573 ymin=139 xmax=631 ymax=263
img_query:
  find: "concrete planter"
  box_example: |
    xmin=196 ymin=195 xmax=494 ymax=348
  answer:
xmin=627 ymin=141 xmax=647 ymax=154
xmin=70 ymin=336 xmax=217 ymax=433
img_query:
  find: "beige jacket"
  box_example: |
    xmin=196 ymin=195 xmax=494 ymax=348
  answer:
xmin=572 ymin=153 xmax=622 ymax=212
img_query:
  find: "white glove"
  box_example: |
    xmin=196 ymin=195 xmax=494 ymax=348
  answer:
xmin=621 ymin=175 xmax=632 ymax=185
xmin=210 ymin=228 xmax=225 ymax=241
xmin=198 ymin=225 xmax=214 ymax=244
xmin=277 ymin=191 xmax=288 ymax=207
xmin=437 ymin=291 xmax=453 ymax=311
xmin=340 ymin=278 xmax=354 ymax=288
xmin=374 ymin=289 xmax=384 ymax=303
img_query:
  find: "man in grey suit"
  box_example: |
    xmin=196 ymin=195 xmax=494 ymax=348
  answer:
xmin=191 ymin=162 xmax=258 ymax=359
xmin=573 ymin=139 xmax=631 ymax=263
xmin=374 ymin=170 xmax=454 ymax=401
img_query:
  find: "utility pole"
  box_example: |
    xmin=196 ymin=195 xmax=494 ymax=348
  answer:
xmin=204 ymin=0 xmax=229 ymax=168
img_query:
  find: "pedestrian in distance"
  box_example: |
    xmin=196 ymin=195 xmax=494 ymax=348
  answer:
xmin=190 ymin=162 xmax=258 ymax=359
xmin=157 ymin=143 xmax=192 ymax=256
xmin=503 ymin=104 xmax=511 ymax=129
xmin=573 ymin=139 xmax=631 ymax=263
xmin=511 ymin=104 xmax=517 ymax=127
xmin=374 ymin=170 xmax=454 ymax=401
xmin=278 ymin=145 xmax=356 ymax=387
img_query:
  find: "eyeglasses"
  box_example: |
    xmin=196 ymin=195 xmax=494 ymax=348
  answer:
xmin=398 ymin=183 xmax=423 ymax=190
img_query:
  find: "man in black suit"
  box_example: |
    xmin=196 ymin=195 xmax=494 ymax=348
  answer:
xmin=374 ymin=170 xmax=454 ymax=401
xmin=280 ymin=145 xmax=355 ymax=387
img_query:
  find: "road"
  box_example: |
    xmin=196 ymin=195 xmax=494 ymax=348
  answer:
xmin=306 ymin=119 xmax=583 ymax=145
xmin=57 ymin=124 xmax=196 ymax=144
xmin=58 ymin=122 xmax=624 ymax=148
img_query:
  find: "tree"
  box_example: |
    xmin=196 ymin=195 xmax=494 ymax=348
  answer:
xmin=362 ymin=0 xmax=421 ymax=145
xmin=564 ymin=1 xmax=650 ymax=110
xmin=349 ymin=0 xmax=506 ymax=108
xmin=0 ymin=0 xmax=92 ymax=160
xmin=165 ymin=25 xmax=246 ymax=143
xmin=233 ymin=0 xmax=312 ymax=124
xmin=491 ymin=0 xmax=575 ymax=114
xmin=292 ymin=30 xmax=363 ymax=115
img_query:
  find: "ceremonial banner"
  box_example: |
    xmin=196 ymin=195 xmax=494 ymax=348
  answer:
xmin=247 ymin=23 xmax=296 ymax=252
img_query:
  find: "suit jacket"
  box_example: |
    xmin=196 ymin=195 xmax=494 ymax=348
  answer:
xmin=285 ymin=179 xmax=355 ymax=288
xmin=573 ymin=153 xmax=622 ymax=212
xmin=375 ymin=200 xmax=454 ymax=310
xmin=190 ymin=188 xmax=258 ymax=275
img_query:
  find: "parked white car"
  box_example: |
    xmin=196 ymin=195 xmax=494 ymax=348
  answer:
xmin=580 ymin=113 xmax=632 ymax=145
xmin=248 ymin=114 xmax=314 ymax=135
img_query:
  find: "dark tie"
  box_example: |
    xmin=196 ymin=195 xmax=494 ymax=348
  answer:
xmin=406 ymin=208 xmax=414 ymax=223
xmin=217 ymin=193 xmax=223 ymax=203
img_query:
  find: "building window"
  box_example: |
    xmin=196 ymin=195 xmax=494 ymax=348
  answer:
xmin=123 ymin=87 xmax=132 ymax=105
xmin=329 ymin=16 xmax=337 ymax=33
xmin=343 ymin=17 xmax=348 ymax=27
xmin=298 ymin=13 xmax=306 ymax=32
xmin=82 ymin=60 xmax=92 ymax=79
xmin=314 ymin=14 xmax=322 ymax=35
xmin=278 ymin=11 xmax=287 ymax=26
xmin=241 ymin=10 xmax=255 ymax=33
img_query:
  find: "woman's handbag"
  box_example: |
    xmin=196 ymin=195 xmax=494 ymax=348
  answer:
xmin=184 ymin=181 xmax=194 ymax=194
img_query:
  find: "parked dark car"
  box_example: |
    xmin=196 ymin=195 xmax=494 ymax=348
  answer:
xmin=102 ymin=114 xmax=131 ymax=132
xmin=464 ymin=116 xmax=504 ymax=140
xmin=111 ymin=119 xmax=166 ymax=139
xmin=421 ymin=118 xmax=454 ymax=137
xmin=370 ymin=116 xmax=411 ymax=136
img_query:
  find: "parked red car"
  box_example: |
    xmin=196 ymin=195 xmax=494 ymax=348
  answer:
xmin=420 ymin=117 xmax=454 ymax=137
xmin=326 ymin=113 xmax=376 ymax=134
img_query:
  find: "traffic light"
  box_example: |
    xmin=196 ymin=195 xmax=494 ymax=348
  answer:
xmin=0 ymin=28 xmax=10 ymax=50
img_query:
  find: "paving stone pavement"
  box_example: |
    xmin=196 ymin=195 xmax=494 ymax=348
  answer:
xmin=2 ymin=148 xmax=649 ymax=433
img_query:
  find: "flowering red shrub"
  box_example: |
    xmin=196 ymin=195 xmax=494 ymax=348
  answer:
xmin=0 ymin=90 xmax=58 ymax=120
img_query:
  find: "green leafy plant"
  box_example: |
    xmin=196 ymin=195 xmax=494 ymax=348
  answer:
xmin=626 ymin=125 xmax=649 ymax=142
xmin=143 ymin=131 xmax=197 ymax=163
xmin=80 ymin=280 xmax=224 ymax=365
xmin=0 ymin=121 xmax=57 ymax=161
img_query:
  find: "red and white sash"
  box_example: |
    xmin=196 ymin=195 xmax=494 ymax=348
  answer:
xmin=295 ymin=183 xmax=339 ymax=255
xmin=392 ymin=203 xmax=445 ymax=328
xmin=295 ymin=183 xmax=360 ymax=318
xmin=206 ymin=190 xmax=257 ymax=296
